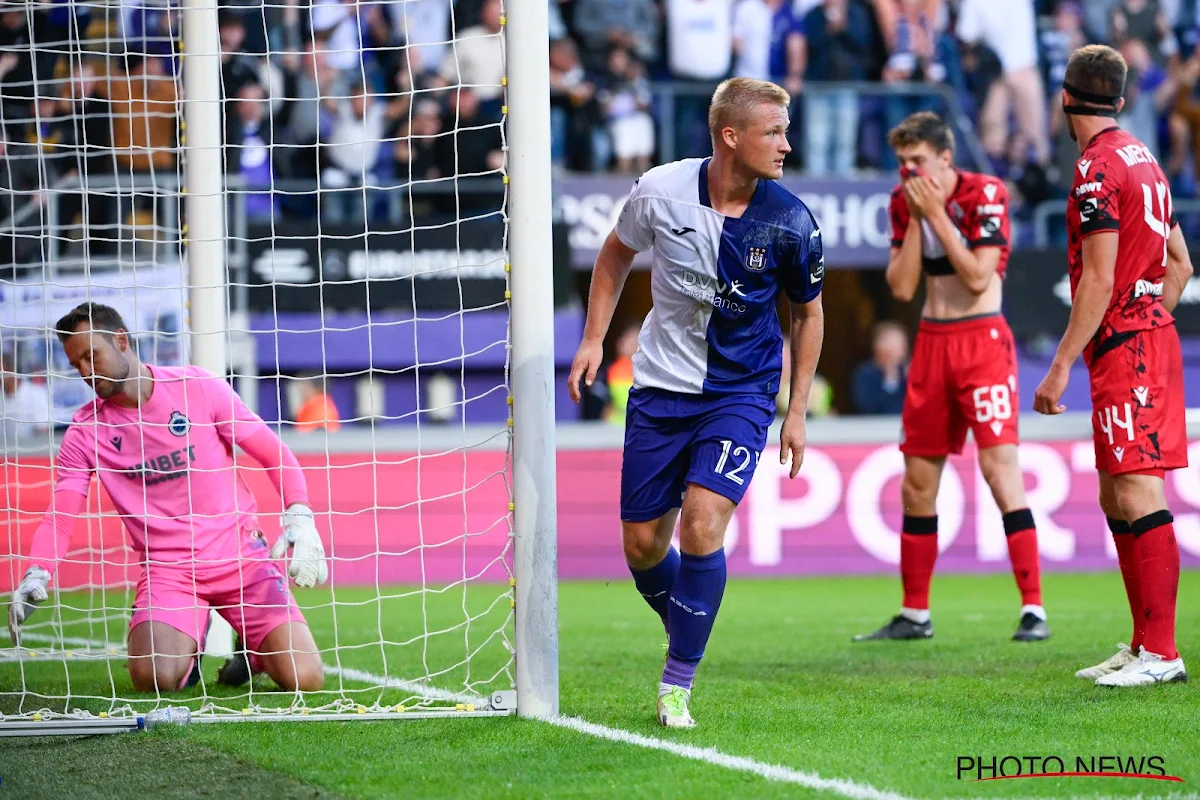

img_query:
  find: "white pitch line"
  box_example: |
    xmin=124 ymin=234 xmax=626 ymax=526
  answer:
xmin=5 ymin=634 xmax=910 ymax=800
xmin=10 ymin=631 xmax=125 ymax=651
xmin=325 ymin=664 xmax=480 ymax=704
xmin=548 ymin=715 xmax=913 ymax=800
xmin=5 ymin=632 xmax=480 ymax=705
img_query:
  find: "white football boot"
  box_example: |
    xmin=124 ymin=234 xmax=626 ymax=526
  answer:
xmin=657 ymin=686 xmax=696 ymax=728
xmin=1095 ymin=646 xmax=1188 ymax=687
xmin=1075 ymin=643 xmax=1138 ymax=680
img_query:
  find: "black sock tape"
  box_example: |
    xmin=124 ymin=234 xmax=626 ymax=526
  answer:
xmin=902 ymin=515 xmax=938 ymax=535
xmin=1002 ymin=508 xmax=1036 ymax=536
xmin=1130 ymin=510 xmax=1174 ymax=536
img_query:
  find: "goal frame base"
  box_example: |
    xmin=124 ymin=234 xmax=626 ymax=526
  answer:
xmin=0 ymin=690 xmax=517 ymax=737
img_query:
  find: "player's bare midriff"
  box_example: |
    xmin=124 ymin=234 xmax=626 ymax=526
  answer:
xmin=921 ymin=269 xmax=1003 ymax=320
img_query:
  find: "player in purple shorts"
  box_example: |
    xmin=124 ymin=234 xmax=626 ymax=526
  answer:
xmin=568 ymin=78 xmax=825 ymax=728
xmin=8 ymin=302 xmax=328 ymax=694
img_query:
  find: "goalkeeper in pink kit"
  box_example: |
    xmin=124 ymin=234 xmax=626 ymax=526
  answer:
xmin=7 ymin=303 xmax=327 ymax=693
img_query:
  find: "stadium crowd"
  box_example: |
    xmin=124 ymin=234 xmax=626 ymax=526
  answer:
xmin=2 ymin=0 xmax=1199 ymax=421
xmin=5 ymin=0 xmax=1200 ymax=218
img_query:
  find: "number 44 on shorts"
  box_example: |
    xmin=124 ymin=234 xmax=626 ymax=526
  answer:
xmin=715 ymin=440 xmax=759 ymax=485
xmin=1097 ymin=403 xmax=1135 ymax=446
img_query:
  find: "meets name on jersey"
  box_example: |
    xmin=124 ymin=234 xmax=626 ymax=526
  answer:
xmin=1066 ymin=127 xmax=1177 ymax=363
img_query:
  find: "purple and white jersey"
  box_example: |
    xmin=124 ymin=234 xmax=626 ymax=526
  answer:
xmin=615 ymin=158 xmax=824 ymax=396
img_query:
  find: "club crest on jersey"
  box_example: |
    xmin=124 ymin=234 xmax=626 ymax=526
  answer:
xmin=745 ymin=246 xmax=767 ymax=272
xmin=168 ymin=410 xmax=190 ymax=437
xmin=948 ymin=201 xmax=965 ymax=220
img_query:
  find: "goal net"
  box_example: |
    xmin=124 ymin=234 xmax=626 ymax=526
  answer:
xmin=1 ymin=0 xmax=555 ymax=730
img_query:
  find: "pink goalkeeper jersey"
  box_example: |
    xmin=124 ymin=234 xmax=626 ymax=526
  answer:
xmin=53 ymin=364 xmax=272 ymax=569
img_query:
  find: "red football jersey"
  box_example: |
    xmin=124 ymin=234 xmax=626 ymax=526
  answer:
xmin=889 ymin=170 xmax=1012 ymax=279
xmin=1067 ymin=126 xmax=1177 ymax=364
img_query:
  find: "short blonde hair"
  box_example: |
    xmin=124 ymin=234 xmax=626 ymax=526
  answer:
xmin=708 ymin=77 xmax=790 ymax=141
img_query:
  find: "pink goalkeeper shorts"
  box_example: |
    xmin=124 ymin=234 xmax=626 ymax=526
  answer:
xmin=129 ymin=537 xmax=306 ymax=652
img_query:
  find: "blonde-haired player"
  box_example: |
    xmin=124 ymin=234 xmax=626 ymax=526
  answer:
xmin=568 ymin=78 xmax=825 ymax=727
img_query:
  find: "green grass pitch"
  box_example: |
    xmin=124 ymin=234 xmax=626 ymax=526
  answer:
xmin=2 ymin=572 xmax=1198 ymax=799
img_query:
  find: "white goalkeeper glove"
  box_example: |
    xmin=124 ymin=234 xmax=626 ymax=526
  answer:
xmin=270 ymin=504 xmax=329 ymax=588
xmin=8 ymin=566 xmax=51 ymax=646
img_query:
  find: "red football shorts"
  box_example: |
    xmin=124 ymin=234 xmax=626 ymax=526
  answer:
xmin=901 ymin=314 xmax=1020 ymax=458
xmin=1088 ymin=325 xmax=1188 ymax=477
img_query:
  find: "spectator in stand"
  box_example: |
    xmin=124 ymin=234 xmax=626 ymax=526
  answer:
xmin=319 ymin=82 xmax=386 ymax=226
xmin=600 ymin=47 xmax=655 ymax=174
xmin=956 ymin=0 xmax=1050 ymax=179
xmin=572 ymin=0 xmax=659 ymax=72
xmin=103 ymin=55 xmax=179 ymax=175
xmin=228 ymin=81 xmax=278 ymax=221
xmin=1175 ymin=0 xmax=1200 ymax=56
xmin=877 ymin=0 xmax=941 ymax=169
xmin=602 ymin=323 xmax=640 ymax=425
xmin=311 ymin=0 xmax=363 ymax=75
xmin=0 ymin=10 xmax=35 ymax=120
xmin=1169 ymin=48 xmax=1200 ymax=184
xmin=0 ymin=349 xmax=50 ymax=449
xmin=666 ymin=0 xmax=733 ymax=158
xmin=435 ymin=87 xmax=505 ymax=195
xmin=732 ymin=0 xmax=772 ymax=81
xmin=219 ymin=9 xmax=260 ymax=100
xmin=732 ymin=0 xmax=803 ymax=161
xmin=388 ymin=0 xmax=452 ymax=80
xmin=799 ymin=0 xmax=873 ymax=176
xmin=0 ymin=132 xmax=43 ymax=265
xmin=1044 ymin=1 xmax=1089 ymax=186
xmin=276 ymin=40 xmax=344 ymax=206
xmin=13 ymin=93 xmax=70 ymax=186
xmin=1110 ymin=0 xmax=1179 ymax=65
xmin=850 ymin=321 xmax=908 ymax=415
xmin=123 ymin=1 xmax=180 ymax=68
xmin=362 ymin=4 xmax=408 ymax=97
xmin=392 ymin=98 xmax=445 ymax=181
xmin=549 ymin=37 xmax=606 ymax=170
xmin=1119 ymin=37 xmax=1178 ymax=157
xmin=548 ymin=0 xmax=569 ymax=41
xmin=1083 ymin=0 xmax=1123 ymax=41
xmin=442 ymin=0 xmax=506 ymax=113
xmin=51 ymin=59 xmax=116 ymax=254
xmin=767 ymin=0 xmax=804 ymax=96
xmin=293 ymin=376 xmax=342 ymax=434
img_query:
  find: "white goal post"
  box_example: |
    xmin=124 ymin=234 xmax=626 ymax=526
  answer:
xmin=0 ymin=0 xmax=557 ymax=734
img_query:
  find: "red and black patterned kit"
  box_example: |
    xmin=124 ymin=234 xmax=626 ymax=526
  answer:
xmin=889 ymin=172 xmax=1020 ymax=457
xmin=1067 ymin=128 xmax=1188 ymax=476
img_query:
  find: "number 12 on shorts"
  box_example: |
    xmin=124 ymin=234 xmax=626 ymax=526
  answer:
xmin=1097 ymin=403 xmax=1135 ymax=445
xmin=715 ymin=440 xmax=759 ymax=485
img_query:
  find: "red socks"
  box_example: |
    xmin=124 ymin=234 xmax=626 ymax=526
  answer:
xmin=1002 ymin=509 xmax=1042 ymax=607
xmin=1108 ymin=517 xmax=1145 ymax=651
xmin=900 ymin=515 xmax=939 ymax=609
xmin=1131 ymin=511 xmax=1180 ymax=660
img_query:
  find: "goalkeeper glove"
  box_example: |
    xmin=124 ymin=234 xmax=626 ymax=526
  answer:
xmin=270 ymin=504 xmax=329 ymax=588
xmin=8 ymin=566 xmax=51 ymax=646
